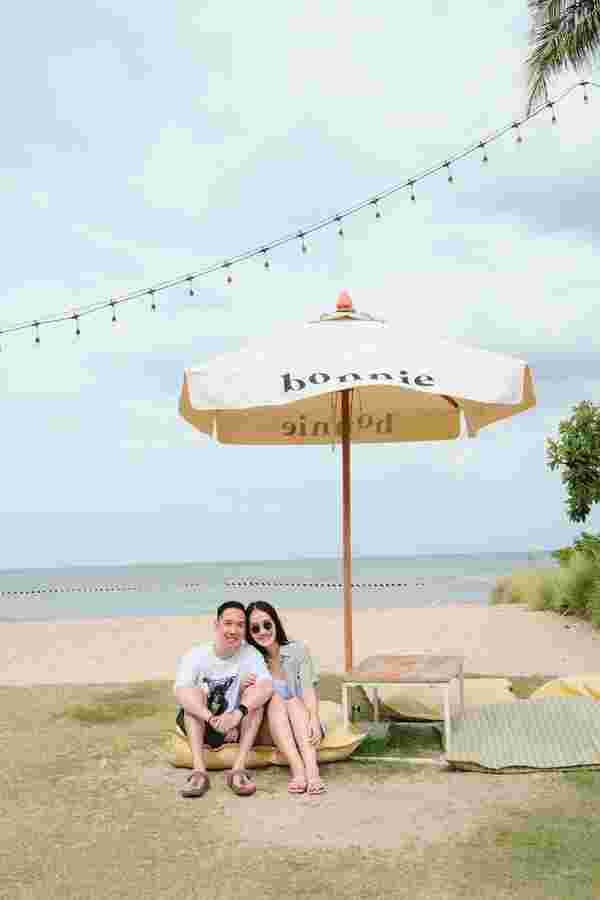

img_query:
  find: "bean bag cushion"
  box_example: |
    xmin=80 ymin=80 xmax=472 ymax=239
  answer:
xmin=362 ymin=678 xmax=516 ymax=722
xmin=168 ymin=700 xmax=367 ymax=770
xmin=531 ymin=674 xmax=600 ymax=701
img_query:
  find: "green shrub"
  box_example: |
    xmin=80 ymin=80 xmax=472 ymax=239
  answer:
xmin=531 ymin=568 xmax=561 ymax=611
xmin=490 ymin=569 xmax=548 ymax=607
xmin=490 ymin=553 xmax=600 ymax=626
xmin=587 ymin=580 xmax=600 ymax=628
xmin=560 ymin=552 xmax=599 ymax=615
xmin=551 ymin=531 xmax=600 ymax=567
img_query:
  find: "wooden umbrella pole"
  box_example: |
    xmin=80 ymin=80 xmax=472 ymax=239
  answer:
xmin=340 ymin=389 xmax=353 ymax=673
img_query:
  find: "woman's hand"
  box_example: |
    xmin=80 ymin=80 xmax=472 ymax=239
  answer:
xmin=307 ymin=712 xmax=322 ymax=747
xmin=241 ymin=673 xmax=257 ymax=691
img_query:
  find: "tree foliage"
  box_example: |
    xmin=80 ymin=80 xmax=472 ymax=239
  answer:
xmin=547 ymin=400 xmax=600 ymax=523
xmin=527 ymin=0 xmax=600 ymax=112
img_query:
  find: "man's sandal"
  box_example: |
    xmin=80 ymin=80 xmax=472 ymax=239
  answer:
xmin=225 ymin=769 xmax=256 ymax=796
xmin=306 ymin=778 xmax=327 ymax=795
xmin=180 ymin=770 xmax=210 ymax=798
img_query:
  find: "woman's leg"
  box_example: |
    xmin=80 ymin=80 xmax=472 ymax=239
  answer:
xmin=264 ymin=694 xmax=307 ymax=789
xmin=286 ymin=698 xmax=326 ymax=793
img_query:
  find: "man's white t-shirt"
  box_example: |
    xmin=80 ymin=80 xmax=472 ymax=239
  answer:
xmin=174 ymin=642 xmax=271 ymax=714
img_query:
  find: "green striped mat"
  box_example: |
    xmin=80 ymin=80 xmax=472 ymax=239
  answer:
xmin=447 ymin=696 xmax=600 ymax=772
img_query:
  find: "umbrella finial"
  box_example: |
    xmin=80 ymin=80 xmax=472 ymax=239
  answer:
xmin=337 ymin=290 xmax=354 ymax=312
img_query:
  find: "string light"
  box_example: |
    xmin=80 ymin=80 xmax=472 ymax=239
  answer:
xmin=0 ymin=79 xmax=595 ymax=348
xmin=34 ymin=322 xmax=40 ymax=346
xmin=513 ymin=121 xmax=523 ymax=144
xmin=371 ymin=198 xmax=382 ymax=219
xmin=582 ymin=80 xmax=589 ymax=104
xmin=73 ymin=314 xmax=81 ymax=338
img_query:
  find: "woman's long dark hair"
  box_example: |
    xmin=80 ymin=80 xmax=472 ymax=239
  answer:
xmin=245 ymin=600 xmax=289 ymax=658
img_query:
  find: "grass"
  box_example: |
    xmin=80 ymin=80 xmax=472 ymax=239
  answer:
xmin=491 ymin=553 xmax=600 ymax=630
xmin=353 ymin=724 xmax=443 ymax=758
xmin=487 ymin=802 xmax=600 ymax=899
xmin=60 ymin=683 xmax=165 ymax=724
xmin=5 ymin=680 xmax=600 ymax=900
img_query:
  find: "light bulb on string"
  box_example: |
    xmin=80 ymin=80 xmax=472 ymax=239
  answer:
xmin=513 ymin=121 xmax=523 ymax=144
xmin=335 ymin=216 xmax=344 ymax=238
xmin=409 ymin=181 xmax=416 ymax=203
xmin=223 ymin=262 xmax=233 ymax=285
xmin=298 ymin=231 xmax=308 ymax=254
xmin=72 ymin=315 xmax=81 ymax=339
xmin=33 ymin=322 xmax=40 ymax=346
xmin=261 ymin=248 xmax=270 ymax=269
xmin=479 ymin=142 xmax=489 ymax=164
xmin=371 ymin=198 xmax=381 ymax=219
xmin=186 ymin=276 xmax=195 ymax=296
xmin=149 ymin=289 xmax=157 ymax=312
xmin=110 ymin=301 xmax=117 ymax=325
xmin=444 ymin=161 xmax=454 ymax=183
xmin=548 ymin=101 xmax=557 ymax=124
xmin=582 ymin=81 xmax=589 ymax=103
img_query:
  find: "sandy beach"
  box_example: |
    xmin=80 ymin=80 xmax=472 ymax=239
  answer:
xmin=2 ymin=603 xmax=599 ymax=685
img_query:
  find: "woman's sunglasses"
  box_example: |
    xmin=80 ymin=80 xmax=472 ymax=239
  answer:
xmin=250 ymin=620 xmax=273 ymax=635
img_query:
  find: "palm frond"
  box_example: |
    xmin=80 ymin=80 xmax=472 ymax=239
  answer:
xmin=526 ymin=0 xmax=600 ymax=112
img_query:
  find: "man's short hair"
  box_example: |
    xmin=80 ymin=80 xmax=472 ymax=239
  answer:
xmin=217 ymin=600 xmax=246 ymax=619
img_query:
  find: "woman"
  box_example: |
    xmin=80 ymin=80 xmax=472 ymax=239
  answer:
xmin=245 ymin=600 xmax=326 ymax=795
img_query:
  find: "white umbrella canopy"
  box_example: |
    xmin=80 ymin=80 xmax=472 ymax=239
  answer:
xmin=180 ymin=291 xmax=536 ymax=670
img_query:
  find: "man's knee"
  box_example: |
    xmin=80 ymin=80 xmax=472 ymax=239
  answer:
xmin=249 ymin=705 xmax=265 ymax=722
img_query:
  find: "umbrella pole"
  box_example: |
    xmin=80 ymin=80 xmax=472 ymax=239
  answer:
xmin=340 ymin=389 xmax=353 ymax=672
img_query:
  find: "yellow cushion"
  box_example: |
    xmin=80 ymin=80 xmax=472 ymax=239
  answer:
xmin=531 ymin=675 xmax=600 ymax=701
xmin=367 ymin=678 xmax=516 ymax=722
xmin=168 ymin=700 xmax=367 ymax=770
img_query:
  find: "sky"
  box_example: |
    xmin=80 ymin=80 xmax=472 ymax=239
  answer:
xmin=1 ymin=1 xmax=599 ymax=569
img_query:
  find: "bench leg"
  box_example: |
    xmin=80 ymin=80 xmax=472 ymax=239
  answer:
xmin=373 ymin=687 xmax=380 ymax=722
xmin=342 ymin=683 xmax=350 ymax=727
xmin=443 ymin=685 xmax=451 ymax=755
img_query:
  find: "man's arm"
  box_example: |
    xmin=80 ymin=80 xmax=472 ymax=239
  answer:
xmin=174 ymin=686 xmax=212 ymax=723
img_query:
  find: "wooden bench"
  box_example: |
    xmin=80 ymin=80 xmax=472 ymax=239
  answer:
xmin=342 ymin=654 xmax=465 ymax=754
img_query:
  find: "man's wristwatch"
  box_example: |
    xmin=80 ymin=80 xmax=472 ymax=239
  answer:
xmin=238 ymin=704 xmax=249 ymax=719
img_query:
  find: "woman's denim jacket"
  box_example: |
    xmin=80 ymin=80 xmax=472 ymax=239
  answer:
xmin=279 ymin=640 xmax=320 ymax=698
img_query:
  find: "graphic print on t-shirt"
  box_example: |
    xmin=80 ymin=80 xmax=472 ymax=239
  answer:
xmin=203 ymin=675 xmax=238 ymax=715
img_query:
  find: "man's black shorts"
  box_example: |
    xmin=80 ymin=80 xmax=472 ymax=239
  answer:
xmin=176 ymin=707 xmax=229 ymax=749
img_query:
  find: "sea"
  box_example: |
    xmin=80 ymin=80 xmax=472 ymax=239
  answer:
xmin=0 ymin=552 xmax=558 ymax=623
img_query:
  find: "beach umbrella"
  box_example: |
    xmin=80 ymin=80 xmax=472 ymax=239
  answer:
xmin=179 ymin=291 xmax=536 ymax=671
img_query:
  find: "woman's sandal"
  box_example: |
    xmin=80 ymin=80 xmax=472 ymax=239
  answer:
xmin=306 ymin=778 xmax=327 ymax=795
xmin=225 ymin=768 xmax=256 ymax=796
xmin=180 ymin=770 xmax=211 ymax=798
xmin=288 ymin=776 xmax=307 ymax=795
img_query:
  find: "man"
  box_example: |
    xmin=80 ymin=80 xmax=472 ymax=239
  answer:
xmin=174 ymin=600 xmax=273 ymax=798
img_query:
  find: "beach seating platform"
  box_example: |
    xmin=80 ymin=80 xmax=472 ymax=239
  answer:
xmin=446 ymin=696 xmax=600 ymax=772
